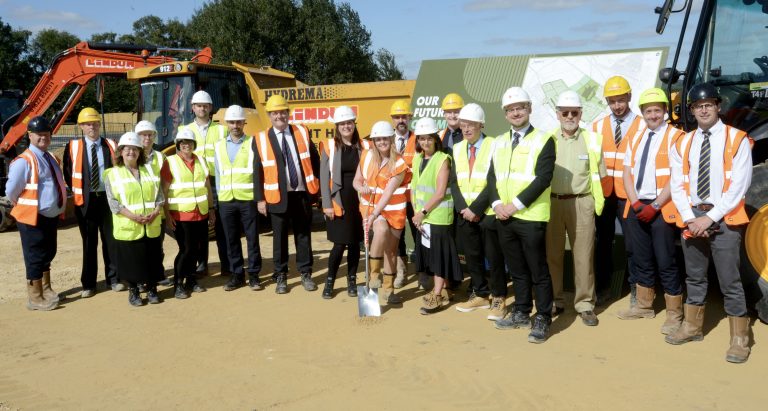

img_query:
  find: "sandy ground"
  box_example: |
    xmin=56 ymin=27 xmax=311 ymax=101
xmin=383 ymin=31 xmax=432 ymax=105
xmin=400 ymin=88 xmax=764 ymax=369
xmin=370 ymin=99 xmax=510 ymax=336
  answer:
xmin=0 ymin=224 xmax=766 ymax=410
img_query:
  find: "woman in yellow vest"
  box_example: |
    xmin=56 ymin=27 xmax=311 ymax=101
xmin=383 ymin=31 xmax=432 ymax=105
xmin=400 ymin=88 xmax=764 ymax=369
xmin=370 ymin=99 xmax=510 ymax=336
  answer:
xmin=353 ymin=121 xmax=411 ymax=305
xmin=162 ymin=129 xmax=215 ymax=299
xmin=104 ymin=132 xmax=165 ymax=307
xmin=319 ymin=106 xmax=364 ymax=299
xmin=410 ymin=118 xmax=461 ymax=315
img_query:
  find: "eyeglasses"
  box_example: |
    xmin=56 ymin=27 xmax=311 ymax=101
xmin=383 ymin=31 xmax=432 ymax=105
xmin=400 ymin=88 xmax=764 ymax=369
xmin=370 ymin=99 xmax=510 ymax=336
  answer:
xmin=691 ymin=102 xmax=717 ymax=112
xmin=559 ymin=110 xmax=580 ymax=118
xmin=505 ymin=106 xmax=527 ymax=114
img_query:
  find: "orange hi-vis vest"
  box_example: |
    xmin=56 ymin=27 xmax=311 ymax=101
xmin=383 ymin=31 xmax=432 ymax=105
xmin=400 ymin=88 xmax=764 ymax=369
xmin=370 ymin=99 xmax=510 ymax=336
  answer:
xmin=623 ymin=125 xmax=685 ymax=224
xmin=10 ymin=150 xmax=65 ymax=225
xmin=359 ymin=149 xmax=411 ymax=230
xmin=69 ymin=138 xmax=116 ymax=206
xmin=675 ymin=125 xmax=752 ymax=227
xmin=256 ymin=125 xmax=319 ymax=204
xmin=592 ymin=115 xmax=645 ymax=198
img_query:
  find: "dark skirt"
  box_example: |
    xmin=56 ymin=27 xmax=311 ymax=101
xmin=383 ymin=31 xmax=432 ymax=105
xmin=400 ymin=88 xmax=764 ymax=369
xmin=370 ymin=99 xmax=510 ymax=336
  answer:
xmin=326 ymin=169 xmax=363 ymax=244
xmin=114 ymin=235 xmax=162 ymax=284
xmin=414 ymin=223 xmax=463 ymax=281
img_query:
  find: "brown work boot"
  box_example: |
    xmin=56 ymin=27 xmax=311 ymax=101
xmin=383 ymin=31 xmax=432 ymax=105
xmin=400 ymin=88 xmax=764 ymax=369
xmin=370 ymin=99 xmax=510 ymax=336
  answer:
xmin=420 ymin=291 xmax=443 ymax=315
xmin=660 ymin=294 xmax=684 ymax=335
xmin=394 ymin=256 xmax=407 ymax=288
xmin=725 ymin=316 xmax=751 ymax=363
xmin=617 ymin=284 xmax=655 ymax=320
xmin=26 ymin=279 xmax=58 ymax=311
xmin=455 ymin=292 xmax=490 ymax=312
xmin=368 ymin=257 xmax=383 ymax=289
xmin=665 ymin=304 xmax=705 ymax=345
xmin=41 ymin=270 xmax=60 ymax=303
xmin=381 ymin=273 xmax=402 ymax=305
xmin=487 ymin=296 xmax=507 ymax=321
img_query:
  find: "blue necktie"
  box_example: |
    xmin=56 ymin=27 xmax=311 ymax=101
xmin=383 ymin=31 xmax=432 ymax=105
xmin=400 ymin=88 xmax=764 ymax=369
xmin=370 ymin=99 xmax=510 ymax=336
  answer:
xmin=635 ymin=131 xmax=654 ymax=191
xmin=281 ymin=131 xmax=299 ymax=189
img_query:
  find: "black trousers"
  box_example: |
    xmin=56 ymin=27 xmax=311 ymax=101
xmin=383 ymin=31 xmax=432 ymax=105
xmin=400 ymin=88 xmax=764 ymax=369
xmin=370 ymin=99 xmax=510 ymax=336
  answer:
xmin=220 ymin=200 xmax=262 ymax=277
xmin=199 ymin=183 xmax=230 ymax=273
xmin=456 ymin=218 xmax=491 ymax=297
xmin=327 ymin=242 xmax=360 ymax=280
xmin=625 ymin=204 xmax=682 ymax=295
xmin=594 ymin=195 xmax=630 ymax=291
xmin=17 ymin=215 xmax=58 ymax=281
xmin=75 ymin=193 xmax=117 ymax=290
xmin=496 ymin=217 xmax=553 ymax=317
xmin=270 ymin=191 xmax=313 ymax=274
xmin=173 ymin=219 xmax=209 ymax=282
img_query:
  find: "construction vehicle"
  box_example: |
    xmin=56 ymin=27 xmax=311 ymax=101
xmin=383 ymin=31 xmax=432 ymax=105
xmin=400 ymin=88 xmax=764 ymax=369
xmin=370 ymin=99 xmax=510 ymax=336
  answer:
xmin=655 ymin=0 xmax=768 ymax=321
xmin=0 ymin=42 xmax=212 ymax=231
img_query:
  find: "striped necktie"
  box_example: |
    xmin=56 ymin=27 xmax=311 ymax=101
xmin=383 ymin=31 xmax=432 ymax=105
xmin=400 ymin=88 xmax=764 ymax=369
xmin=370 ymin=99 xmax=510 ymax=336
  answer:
xmin=90 ymin=142 xmax=100 ymax=192
xmin=697 ymin=131 xmax=711 ymax=201
xmin=281 ymin=131 xmax=299 ymax=189
xmin=614 ymin=118 xmax=624 ymax=146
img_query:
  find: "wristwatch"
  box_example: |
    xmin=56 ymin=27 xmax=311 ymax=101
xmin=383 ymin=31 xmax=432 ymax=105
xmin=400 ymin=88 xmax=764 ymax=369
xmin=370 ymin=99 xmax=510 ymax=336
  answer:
xmin=421 ymin=209 xmax=428 ymax=216
xmin=651 ymin=201 xmax=661 ymax=210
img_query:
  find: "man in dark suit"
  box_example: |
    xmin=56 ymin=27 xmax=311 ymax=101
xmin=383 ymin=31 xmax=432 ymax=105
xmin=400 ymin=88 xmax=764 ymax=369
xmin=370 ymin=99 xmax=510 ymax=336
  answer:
xmin=254 ymin=95 xmax=320 ymax=294
xmin=63 ymin=107 xmax=121 ymax=297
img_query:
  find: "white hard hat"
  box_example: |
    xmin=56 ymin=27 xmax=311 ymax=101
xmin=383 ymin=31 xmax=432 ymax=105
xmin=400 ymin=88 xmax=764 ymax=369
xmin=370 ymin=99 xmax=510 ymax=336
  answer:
xmin=414 ymin=117 xmax=439 ymax=135
xmin=501 ymin=87 xmax=531 ymax=108
xmin=332 ymin=106 xmax=356 ymax=124
xmin=224 ymin=105 xmax=246 ymax=121
xmin=370 ymin=121 xmax=395 ymax=138
xmin=458 ymin=103 xmax=485 ymax=124
xmin=118 ymin=132 xmax=142 ymax=148
xmin=134 ymin=120 xmax=157 ymax=135
xmin=191 ymin=90 xmax=213 ymax=105
xmin=556 ymin=90 xmax=582 ymax=108
xmin=174 ymin=128 xmax=196 ymax=144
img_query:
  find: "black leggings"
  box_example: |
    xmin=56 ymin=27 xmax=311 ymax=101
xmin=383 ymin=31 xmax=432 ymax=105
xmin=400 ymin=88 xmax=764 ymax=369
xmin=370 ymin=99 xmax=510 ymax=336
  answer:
xmin=174 ymin=220 xmax=208 ymax=283
xmin=327 ymin=242 xmax=361 ymax=279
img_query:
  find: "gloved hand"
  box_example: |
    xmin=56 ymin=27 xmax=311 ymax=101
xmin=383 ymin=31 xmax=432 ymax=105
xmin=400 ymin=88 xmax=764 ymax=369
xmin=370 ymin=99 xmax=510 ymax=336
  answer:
xmin=636 ymin=204 xmax=659 ymax=223
xmin=632 ymin=201 xmax=645 ymax=213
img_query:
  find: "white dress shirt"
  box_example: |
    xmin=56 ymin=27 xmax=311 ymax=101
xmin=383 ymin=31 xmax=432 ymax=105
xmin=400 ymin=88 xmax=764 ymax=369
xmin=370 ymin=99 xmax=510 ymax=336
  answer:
xmin=625 ymin=124 xmax=667 ymax=200
xmin=274 ymin=126 xmax=305 ymax=192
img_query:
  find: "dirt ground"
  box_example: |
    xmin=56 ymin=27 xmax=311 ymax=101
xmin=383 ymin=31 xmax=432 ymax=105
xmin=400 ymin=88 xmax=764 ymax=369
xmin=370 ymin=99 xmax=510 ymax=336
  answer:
xmin=0 ymin=224 xmax=765 ymax=410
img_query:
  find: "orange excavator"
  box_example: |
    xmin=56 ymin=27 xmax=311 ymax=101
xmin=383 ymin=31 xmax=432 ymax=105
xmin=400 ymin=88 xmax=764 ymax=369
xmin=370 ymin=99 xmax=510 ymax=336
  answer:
xmin=0 ymin=41 xmax=212 ymax=230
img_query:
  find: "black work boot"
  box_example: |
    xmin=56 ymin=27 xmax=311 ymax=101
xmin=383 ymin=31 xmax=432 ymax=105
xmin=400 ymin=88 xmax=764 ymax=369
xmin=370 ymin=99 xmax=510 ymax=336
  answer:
xmin=275 ymin=273 xmax=288 ymax=294
xmin=347 ymin=274 xmax=357 ymax=297
xmin=128 ymin=286 xmax=143 ymax=307
xmin=223 ymin=273 xmax=244 ymax=291
xmin=248 ymin=274 xmax=263 ymax=291
xmin=322 ymin=275 xmax=335 ymax=299
xmin=146 ymin=285 xmax=161 ymax=304
xmin=174 ymin=278 xmax=189 ymax=299
xmin=300 ymin=272 xmax=317 ymax=291
xmin=187 ymin=277 xmax=207 ymax=293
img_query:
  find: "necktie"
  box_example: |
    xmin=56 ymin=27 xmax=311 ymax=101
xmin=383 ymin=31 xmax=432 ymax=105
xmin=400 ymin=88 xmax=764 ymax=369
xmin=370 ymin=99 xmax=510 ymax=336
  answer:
xmin=614 ymin=118 xmax=624 ymax=146
xmin=697 ymin=131 xmax=711 ymax=201
xmin=634 ymin=131 xmax=654 ymax=191
xmin=89 ymin=142 xmax=100 ymax=192
xmin=281 ymin=131 xmax=299 ymax=190
xmin=44 ymin=152 xmax=64 ymax=207
xmin=468 ymin=145 xmax=476 ymax=176
xmin=397 ymin=137 xmax=405 ymax=153
xmin=512 ymin=132 xmax=521 ymax=152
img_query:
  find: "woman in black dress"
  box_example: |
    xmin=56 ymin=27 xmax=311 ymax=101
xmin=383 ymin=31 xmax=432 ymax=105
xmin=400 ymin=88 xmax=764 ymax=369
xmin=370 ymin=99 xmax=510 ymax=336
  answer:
xmin=319 ymin=106 xmax=365 ymax=299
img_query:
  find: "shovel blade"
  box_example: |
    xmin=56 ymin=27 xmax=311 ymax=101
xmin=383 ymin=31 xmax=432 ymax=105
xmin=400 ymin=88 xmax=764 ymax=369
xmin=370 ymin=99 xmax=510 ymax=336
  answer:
xmin=357 ymin=286 xmax=381 ymax=317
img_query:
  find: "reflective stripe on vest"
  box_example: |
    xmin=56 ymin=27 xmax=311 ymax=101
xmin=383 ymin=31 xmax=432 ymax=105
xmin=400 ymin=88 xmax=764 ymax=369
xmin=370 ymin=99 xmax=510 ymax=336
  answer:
xmin=9 ymin=150 xmax=40 ymax=225
xmin=106 ymin=166 xmax=161 ymax=240
xmin=551 ymin=128 xmax=606 ymax=216
xmin=179 ymin=122 xmax=227 ymax=176
xmin=69 ymin=138 xmax=116 ymax=206
xmin=411 ymin=151 xmax=453 ymax=225
xmin=215 ymin=136 xmax=254 ymax=201
xmin=675 ymin=125 xmax=752 ymax=227
xmin=167 ymin=154 xmax=209 ymax=214
xmin=453 ymin=136 xmax=495 ymax=215
xmin=322 ymin=138 xmax=343 ymax=216
xmin=592 ymin=115 xmax=645 ymax=198
xmin=256 ymin=125 xmax=319 ymax=204
xmin=493 ymin=129 xmax=553 ymax=222
xmin=359 ymin=149 xmax=410 ymax=229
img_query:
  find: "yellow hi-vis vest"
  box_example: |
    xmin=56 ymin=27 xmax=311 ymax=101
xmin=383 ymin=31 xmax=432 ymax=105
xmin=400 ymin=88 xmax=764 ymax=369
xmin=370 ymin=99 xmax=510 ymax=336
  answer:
xmin=179 ymin=122 xmax=227 ymax=176
xmin=453 ymin=136 xmax=495 ymax=215
xmin=106 ymin=166 xmax=161 ymax=241
xmin=167 ymin=154 xmax=210 ymax=214
xmin=411 ymin=151 xmax=453 ymax=225
xmin=550 ymin=127 xmax=606 ymax=216
xmin=215 ymin=136 xmax=254 ymax=201
xmin=146 ymin=150 xmax=166 ymax=178
xmin=493 ymin=129 xmax=553 ymax=222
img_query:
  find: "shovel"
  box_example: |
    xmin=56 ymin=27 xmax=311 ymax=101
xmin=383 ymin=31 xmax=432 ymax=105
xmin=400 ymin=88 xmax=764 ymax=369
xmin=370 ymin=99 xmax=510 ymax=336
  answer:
xmin=358 ymin=208 xmax=380 ymax=317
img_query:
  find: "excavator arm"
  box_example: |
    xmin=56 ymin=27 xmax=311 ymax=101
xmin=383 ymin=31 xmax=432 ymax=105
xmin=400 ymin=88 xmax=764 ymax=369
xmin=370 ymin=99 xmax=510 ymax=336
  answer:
xmin=0 ymin=41 xmax=212 ymax=154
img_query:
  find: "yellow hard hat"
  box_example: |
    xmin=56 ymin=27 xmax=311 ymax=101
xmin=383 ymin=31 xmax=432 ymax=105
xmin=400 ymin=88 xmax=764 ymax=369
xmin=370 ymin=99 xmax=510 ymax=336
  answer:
xmin=265 ymin=95 xmax=289 ymax=112
xmin=441 ymin=93 xmax=464 ymax=110
xmin=603 ymin=76 xmax=631 ymax=98
xmin=390 ymin=99 xmax=412 ymax=116
xmin=638 ymin=87 xmax=669 ymax=107
xmin=77 ymin=107 xmax=101 ymax=124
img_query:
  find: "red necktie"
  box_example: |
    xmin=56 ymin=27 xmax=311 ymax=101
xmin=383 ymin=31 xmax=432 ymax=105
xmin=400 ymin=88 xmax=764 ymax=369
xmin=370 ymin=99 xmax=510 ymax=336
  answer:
xmin=468 ymin=145 xmax=476 ymax=177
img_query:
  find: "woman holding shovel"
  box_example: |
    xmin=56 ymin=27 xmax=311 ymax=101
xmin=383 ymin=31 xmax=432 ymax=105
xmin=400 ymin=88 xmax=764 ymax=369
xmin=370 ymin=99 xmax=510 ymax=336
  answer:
xmin=353 ymin=121 xmax=411 ymax=306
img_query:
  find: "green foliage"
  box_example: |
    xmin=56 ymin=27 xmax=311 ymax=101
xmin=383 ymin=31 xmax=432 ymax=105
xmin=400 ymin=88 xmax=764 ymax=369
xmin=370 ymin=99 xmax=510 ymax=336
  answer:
xmin=375 ymin=49 xmax=404 ymax=81
xmin=0 ymin=17 xmax=34 ymax=90
xmin=27 ymin=29 xmax=81 ymax=76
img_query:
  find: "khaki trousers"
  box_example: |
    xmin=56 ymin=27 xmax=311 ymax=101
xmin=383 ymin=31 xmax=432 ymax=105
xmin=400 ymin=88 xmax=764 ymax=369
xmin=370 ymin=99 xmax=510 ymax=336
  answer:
xmin=546 ymin=195 xmax=596 ymax=313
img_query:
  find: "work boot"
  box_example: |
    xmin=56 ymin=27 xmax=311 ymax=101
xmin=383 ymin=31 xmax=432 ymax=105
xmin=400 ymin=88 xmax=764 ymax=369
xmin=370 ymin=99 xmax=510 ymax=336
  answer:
xmin=346 ymin=274 xmax=357 ymax=297
xmin=495 ymin=310 xmax=532 ymax=330
xmin=128 ymin=286 xmax=143 ymax=307
xmin=617 ymin=284 xmax=655 ymax=320
xmin=440 ymin=288 xmax=454 ymax=304
xmin=455 ymin=292 xmax=490 ymax=312
xmin=322 ymin=275 xmax=335 ymax=299
xmin=275 ymin=273 xmax=288 ymax=294
xmin=41 ymin=271 xmax=60 ymax=303
xmin=660 ymin=294 xmax=684 ymax=335
xmin=223 ymin=273 xmax=244 ymax=291
xmin=528 ymin=314 xmax=551 ymax=344
xmin=665 ymin=304 xmax=705 ymax=345
xmin=381 ymin=273 xmax=402 ymax=305
xmin=248 ymin=274 xmax=263 ymax=291
xmin=146 ymin=285 xmax=161 ymax=304
xmin=300 ymin=272 xmax=317 ymax=291
xmin=725 ymin=316 xmax=751 ymax=363
xmin=26 ymin=279 xmax=58 ymax=311
xmin=420 ymin=291 xmax=443 ymax=315
xmin=368 ymin=257 xmax=383 ymax=289
xmin=187 ymin=277 xmax=207 ymax=293
xmin=174 ymin=279 xmax=189 ymax=299
xmin=394 ymin=256 xmax=407 ymax=288
xmin=487 ymin=296 xmax=507 ymax=321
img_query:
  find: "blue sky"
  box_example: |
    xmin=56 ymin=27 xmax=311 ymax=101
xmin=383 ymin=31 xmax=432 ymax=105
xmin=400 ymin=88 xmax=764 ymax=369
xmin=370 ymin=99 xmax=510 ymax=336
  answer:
xmin=1 ymin=0 xmax=698 ymax=79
